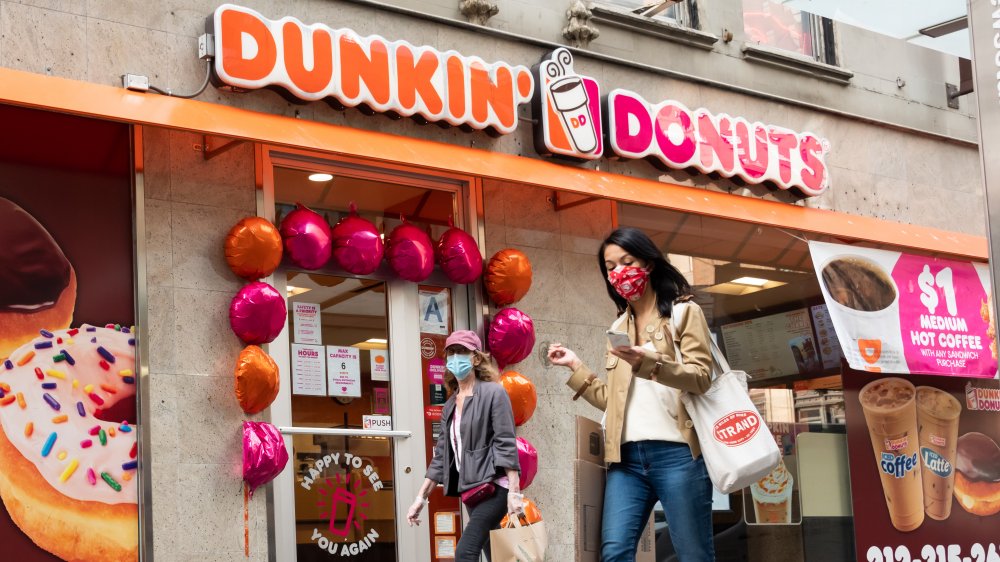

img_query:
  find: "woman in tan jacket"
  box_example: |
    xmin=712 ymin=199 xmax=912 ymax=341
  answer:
xmin=547 ymin=227 xmax=715 ymax=562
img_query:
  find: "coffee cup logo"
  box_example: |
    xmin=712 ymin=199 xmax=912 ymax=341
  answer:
xmin=532 ymin=49 xmax=603 ymax=160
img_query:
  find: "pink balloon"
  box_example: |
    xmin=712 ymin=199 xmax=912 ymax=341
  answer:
xmin=280 ymin=203 xmax=331 ymax=270
xmin=436 ymin=226 xmax=483 ymax=284
xmin=332 ymin=204 xmax=384 ymax=275
xmin=516 ymin=437 xmax=538 ymax=490
xmin=386 ymin=219 xmax=434 ymax=282
xmin=488 ymin=308 xmax=536 ymax=369
xmin=229 ymin=282 xmax=287 ymax=345
xmin=243 ymin=421 xmax=289 ymax=498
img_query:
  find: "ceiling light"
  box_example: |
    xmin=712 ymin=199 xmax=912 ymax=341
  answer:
xmin=286 ymin=285 xmax=312 ymax=297
xmin=731 ymin=276 xmax=769 ymax=287
xmin=365 ymin=338 xmax=387 ymax=344
xmin=308 ymin=173 xmax=333 ymax=182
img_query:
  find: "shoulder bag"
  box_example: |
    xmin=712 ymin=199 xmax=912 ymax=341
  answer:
xmin=671 ymin=301 xmax=781 ymax=494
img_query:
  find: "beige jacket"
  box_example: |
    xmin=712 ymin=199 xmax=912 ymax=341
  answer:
xmin=565 ymin=298 xmax=714 ymax=464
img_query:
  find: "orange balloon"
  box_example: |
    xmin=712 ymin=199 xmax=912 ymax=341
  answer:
xmin=235 ymin=345 xmax=280 ymax=415
xmin=225 ymin=217 xmax=283 ymax=280
xmin=501 ymin=497 xmax=543 ymax=527
xmin=485 ymin=249 xmax=532 ymax=306
xmin=500 ymin=370 xmax=537 ymax=426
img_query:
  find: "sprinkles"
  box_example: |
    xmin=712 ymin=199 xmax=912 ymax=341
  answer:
xmin=34 ymin=341 xmax=53 ymax=350
xmin=99 ymin=360 xmax=110 ymax=371
xmin=16 ymin=393 xmax=25 ymax=409
xmin=100 ymin=384 xmax=117 ymax=394
xmin=40 ymin=329 xmax=54 ymax=338
xmin=57 ymin=451 xmax=67 ymax=461
xmin=122 ymin=377 xmax=136 ymax=385
xmin=42 ymin=382 xmax=57 ymax=390
xmin=122 ymin=472 xmax=133 ymax=482
xmin=122 ymin=460 xmax=138 ymax=471
xmin=52 ymin=414 xmax=68 ymax=424
xmin=109 ymin=427 xmax=117 ymax=437
xmin=34 ymin=367 xmax=43 ymax=380
xmin=119 ymin=423 xmax=133 ymax=433
xmin=42 ymin=393 xmax=61 ymax=411
xmin=84 ymin=384 xmax=94 ymax=394
xmin=128 ymin=338 xmax=135 ymax=346
xmin=81 ymin=439 xmax=92 ymax=448
xmin=87 ymin=468 xmax=97 ymax=485
xmin=88 ymin=393 xmax=105 ymax=406
xmin=86 ymin=327 xmax=96 ymax=332
xmin=17 ymin=351 xmax=35 ymax=366
xmin=0 ymin=395 xmax=15 ymax=407
xmin=60 ymin=459 xmax=79 ymax=482
xmin=62 ymin=350 xmax=75 ymax=366
xmin=4 ymin=359 xmax=12 ymax=370
xmin=76 ymin=402 xmax=86 ymax=417
xmin=46 ymin=369 xmax=66 ymax=380
xmin=98 ymin=429 xmax=107 ymax=446
xmin=68 ymin=329 xmax=79 ymax=337
xmin=97 ymin=346 xmax=116 ymax=364
xmin=41 ymin=433 xmax=57 ymax=457
xmin=129 ymin=442 xmax=138 ymax=459
xmin=24 ymin=422 xmax=32 ymax=437
xmin=89 ymin=425 xmax=100 ymax=436
xmin=119 ymin=369 xmax=133 ymax=377
xmin=52 ymin=354 xmax=66 ymax=363
xmin=100 ymin=472 xmax=122 ymax=492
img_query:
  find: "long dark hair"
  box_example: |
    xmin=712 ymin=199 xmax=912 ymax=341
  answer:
xmin=598 ymin=227 xmax=691 ymax=318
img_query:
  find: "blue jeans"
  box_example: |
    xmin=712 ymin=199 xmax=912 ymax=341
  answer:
xmin=602 ymin=441 xmax=714 ymax=562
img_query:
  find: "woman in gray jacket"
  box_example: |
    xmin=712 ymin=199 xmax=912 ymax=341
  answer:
xmin=406 ymin=330 xmax=523 ymax=562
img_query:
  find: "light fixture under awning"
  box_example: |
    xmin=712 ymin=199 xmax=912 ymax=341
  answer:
xmin=782 ymin=0 xmax=969 ymax=58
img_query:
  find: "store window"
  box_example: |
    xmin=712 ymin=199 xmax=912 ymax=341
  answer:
xmin=742 ymin=0 xmax=837 ymax=64
xmin=594 ymin=0 xmax=699 ymax=29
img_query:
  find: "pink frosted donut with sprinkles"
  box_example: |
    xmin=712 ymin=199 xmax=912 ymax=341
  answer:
xmin=0 ymin=324 xmax=138 ymax=562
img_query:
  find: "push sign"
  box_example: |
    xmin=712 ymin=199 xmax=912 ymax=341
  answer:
xmin=362 ymin=415 xmax=392 ymax=431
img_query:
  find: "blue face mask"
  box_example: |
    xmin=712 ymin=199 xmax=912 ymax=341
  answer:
xmin=447 ymin=354 xmax=474 ymax=380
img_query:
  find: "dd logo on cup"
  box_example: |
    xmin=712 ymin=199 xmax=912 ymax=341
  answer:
xmin=532 ymin=48 xmax=603 ymax=161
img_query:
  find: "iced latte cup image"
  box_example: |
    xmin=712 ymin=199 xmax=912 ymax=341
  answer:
xmin=750 ymin=459 xmax=794 ymax=524
xmin=916 ymin=386 xmax=962 ymax=520
xmin=859 ymin=377 xmax=924 ymax=532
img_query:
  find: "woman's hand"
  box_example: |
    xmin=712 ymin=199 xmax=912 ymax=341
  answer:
xmin=547 ymin=343 xmax=582 ymax=370
xmin=406 ymin=496 xmax=426 ymax=526
xmin=507 ymin=491 xmax=525 ymax=515
xmin=610 ymin=345 xmax=646 ymax=370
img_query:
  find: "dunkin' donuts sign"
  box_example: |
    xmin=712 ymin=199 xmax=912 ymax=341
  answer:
xmin=209 ymin=4 xmax=831 ymax=196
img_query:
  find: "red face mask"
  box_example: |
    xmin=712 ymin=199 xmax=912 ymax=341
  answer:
xmin=607 ymin=265 xmax=651 ymax=302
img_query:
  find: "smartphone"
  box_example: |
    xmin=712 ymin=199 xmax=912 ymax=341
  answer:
xmin=606 ymin=330 xmax=631 ymax=349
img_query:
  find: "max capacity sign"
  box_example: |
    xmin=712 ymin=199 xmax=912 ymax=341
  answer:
xmin=208 ymin=6 xmax=831 ymax=197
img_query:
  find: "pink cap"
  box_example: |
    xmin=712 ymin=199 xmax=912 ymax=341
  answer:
xmin=445 ymin=330 xmax=482 ymax=351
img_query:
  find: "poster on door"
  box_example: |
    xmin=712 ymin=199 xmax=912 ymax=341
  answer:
xmin=370 ymin=349 xmax=390 ymax=382
xmin=293 ymin=301 xmax=322 ymax=345
xmin=844 ymin=369 xmax=1000 ymax=562
xmin=326 ymin=346 xmax=361 ymax=398
xmin=809 ymin=241 xmax=997 ymax=378
xmin=292 ymin=343 xmax=327 ymax=396
xmin=419 ymin=289 xmax=450 ymax=335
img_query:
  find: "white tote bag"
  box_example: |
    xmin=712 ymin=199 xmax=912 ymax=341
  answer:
xmin=672 ymin=302 xmax=781 ymax=494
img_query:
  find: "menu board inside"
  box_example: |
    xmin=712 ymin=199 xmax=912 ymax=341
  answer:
xmin=721 ymin=308 xmax=819 ymax=380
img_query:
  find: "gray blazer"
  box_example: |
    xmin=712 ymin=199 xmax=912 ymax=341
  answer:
xmin=425 ymin=380 xmax=520 ymax=495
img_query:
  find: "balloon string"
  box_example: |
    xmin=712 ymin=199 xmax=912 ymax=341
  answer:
xmin=244 ymin=483 xmax=250 ymax=558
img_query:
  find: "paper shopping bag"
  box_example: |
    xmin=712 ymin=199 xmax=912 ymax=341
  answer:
xmin=490 ymin=519 xmax=548 ymax=562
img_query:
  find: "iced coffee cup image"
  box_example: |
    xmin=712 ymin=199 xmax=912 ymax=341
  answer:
xmin=915 ymin=386 xmax=962 ymax=520
xmin=859 ymin=377 xmax=925 ymax=532
xmin=548 ymin=76 xmax=598 ymax=154
xmin=750 ymin=458 xmax=794 ymax=524
xmin=820 ymin=254 xmax=904 ymax=373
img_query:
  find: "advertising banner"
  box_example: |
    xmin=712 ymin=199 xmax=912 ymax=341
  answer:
xmin=845 ymin=369 xmax=1000 ymax=562
xmin=0 ymin=110 xmax=137 ymax=561
xmin=809 ymin=241 xmax=997 ymax=378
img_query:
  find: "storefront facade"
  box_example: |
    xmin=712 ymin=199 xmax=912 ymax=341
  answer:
xmin=0 ymin=1 xmax=992 ymax=561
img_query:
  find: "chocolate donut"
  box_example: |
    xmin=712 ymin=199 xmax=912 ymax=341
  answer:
xmin=0 ymin=198 xmax=76 ymax=359
xmin=953 ymin=432 xmax=1000 ymax=516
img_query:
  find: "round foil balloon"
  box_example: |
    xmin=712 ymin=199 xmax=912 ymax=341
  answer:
xmin=501 ymin=497 xmax=543 ymax=527
xmin=485 ymin=249 xmax=533 ymax=306
xmin=488 ymin=308 xmax=536 ymax=369
xmin=386 ymin=218 xmax=434 ymax=282
xmin=500 ymin=370 xmax=537 ymax=426
xmin=229 ymin=282 xmax=287 ymax=345
xmin=332 ymin=203 xmax=384 ymax=275
xmin=224 ymin=217 xmax=283 ymax=280
xmin=243 ymin=421 xmax=289 ymax=498
xmin=436 ymin=223 xmax=483 ymax=284
xmin=280 ymin=203 xmax=331 ymax=270
xmin=235 ymin=345 xmax=280 ymax=415
xmin=516 ymin=437 xmax=539 ymax=490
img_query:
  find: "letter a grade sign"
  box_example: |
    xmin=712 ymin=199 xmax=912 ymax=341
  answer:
xmin=209 ymin=4 xmax=830 ymax=196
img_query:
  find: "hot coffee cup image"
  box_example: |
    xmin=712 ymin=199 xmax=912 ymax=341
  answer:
xmin=859 ymin=377 xmax=925 ymax=532
xmin=548 ymin=76 xmax=598 ymax=154
xmin=820 ymin=255 xmax=904 ymax=372
xmin=915 ymin=386 xmax=962 ymax=520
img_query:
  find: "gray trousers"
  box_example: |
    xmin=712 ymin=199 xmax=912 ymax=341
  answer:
xmin=456 ymin=485 xmax=508 ymax=562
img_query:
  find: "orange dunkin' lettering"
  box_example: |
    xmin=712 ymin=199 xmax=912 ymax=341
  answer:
xmin=219 ymin=8 xmax=277 ymax=83
xmin=446 ymin=55 xmax=467 ymax=124
xmin=339 ymin=34 xmax=392 ymax=106
xmin=282 ymin=22 xmax=333 ymax=95
xmin=470 ymin=63 xmax=516 ymax=132
xmin=395 ymin=45 xmax=444 ymax=116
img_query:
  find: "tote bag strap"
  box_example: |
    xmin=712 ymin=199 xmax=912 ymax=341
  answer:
xmin=669 ymin=301 xmax=732 ymax=377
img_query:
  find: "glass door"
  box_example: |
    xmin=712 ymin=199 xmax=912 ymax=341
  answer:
xmin=264 ymin=153 xmax=481 ymax=562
